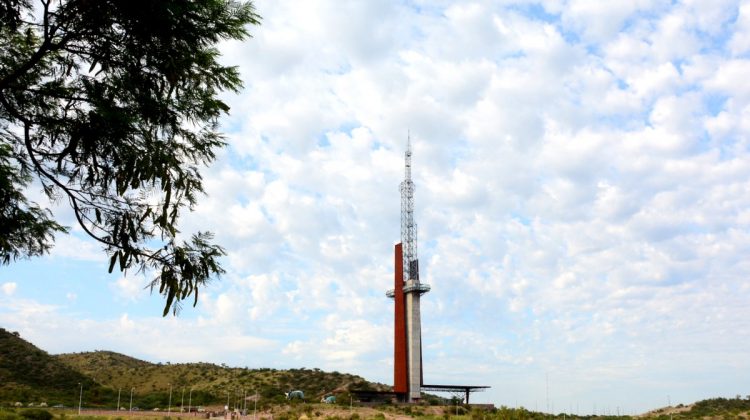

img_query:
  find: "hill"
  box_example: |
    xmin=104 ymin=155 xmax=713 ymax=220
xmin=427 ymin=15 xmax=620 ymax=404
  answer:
xmin=0 ymin=327 xmax=388 ymax=408
xmin=643 ymin=398 xmax=750 ymax=419
xmin=0 ymin=328 xmax=96 ymax=404
xmin=55 ymin=350 xmax=387 ymax=407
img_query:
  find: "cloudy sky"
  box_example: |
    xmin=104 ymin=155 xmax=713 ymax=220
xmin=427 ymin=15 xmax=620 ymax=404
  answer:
xmin=3 ymin=0 xmax=750 ymax=414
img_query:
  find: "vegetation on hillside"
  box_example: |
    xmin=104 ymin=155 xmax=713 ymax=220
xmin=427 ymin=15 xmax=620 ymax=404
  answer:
xmin=3 ymin=328 xmax=749 ymax=420
xmin=55 ymin=350 xmax=387 ymax=408
xmin=0 ymin=328 xmax=98 ymax=405
xmin=646 ymin=397 xmax=750 ymax=420
xmin=0 ymin=329 xmax=386 ymax=409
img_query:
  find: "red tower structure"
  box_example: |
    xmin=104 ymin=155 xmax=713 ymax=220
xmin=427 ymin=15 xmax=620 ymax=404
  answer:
xmin=393 ymin=243 xmax=407 ymax=394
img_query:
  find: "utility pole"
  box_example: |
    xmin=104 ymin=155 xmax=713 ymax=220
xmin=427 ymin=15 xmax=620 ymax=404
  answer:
xmin=129 ymin=387 xmax=135 ymax=412
xmin=188 ymin=388 xmax=193 ymax=414
xmin=181 ymin=387 xmax=185 ymax=412
xmin=78 ymin=383 xmax=83 ymax=415
xmin=546 ymin=373 xmax=549 ymax=416
xmin=168 ymin=383 xmax=173 ymax=414
xmin=117 ymin=388 xmax=121 ymax=412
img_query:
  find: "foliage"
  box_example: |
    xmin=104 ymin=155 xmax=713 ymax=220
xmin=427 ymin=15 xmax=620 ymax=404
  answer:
xmin=18 ymin=409 xmax=52 ymax=420
xmin=0 ymin=142 xmax=67 ymax=263
xmin=70 ymin=351 xmax=385 ymax=405
xmin=0 ymin=409 xmax=21 ymax=420
xmin=0 ymin=0 xmax=260 ymax=315
xmin=0 ymin=328 xmax=95 ymax=405
xmin=0 ymin=336 xmax=388 ymax=410
xmin=688 ymin=397 xmax=750 ymax=417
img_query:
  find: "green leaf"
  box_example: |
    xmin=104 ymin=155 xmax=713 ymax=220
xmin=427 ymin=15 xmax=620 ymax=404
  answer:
xmin=108 ymin=252 xmax=117 ymax=273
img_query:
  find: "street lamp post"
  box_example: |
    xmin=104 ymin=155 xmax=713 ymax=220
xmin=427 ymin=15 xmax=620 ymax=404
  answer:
xmin=168 ymin=383 xmax=173 ymax=414
xmin=181 ymin=388 xmax=185 ymax=413
xmin=78 ymin=383 xmax=83 ymax=415
xmin=117 ymin=388 xmax=121 ymax=411
xmin=129 ymin=387 xmax=135 ymax=412
xmin=188 ymin=388 xmax=193 ymax=414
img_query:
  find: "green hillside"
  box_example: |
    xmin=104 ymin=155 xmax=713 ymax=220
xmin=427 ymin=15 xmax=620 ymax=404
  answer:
xmin=645 ymin=397 xmax=750 ymax=420
xmin=0 ymin=327 xmax=387 ymax=409
xmin=0 ymin=328 xmax=96 ymax=405
xmin=55 ymin=350 xmax=387 ymax=407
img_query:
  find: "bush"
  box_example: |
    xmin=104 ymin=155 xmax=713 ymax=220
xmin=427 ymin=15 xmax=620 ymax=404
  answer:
xmin=19 ymin=410 xmax=52 ymax=420
xmin=0 ymin=411 xmax=21 ymax=420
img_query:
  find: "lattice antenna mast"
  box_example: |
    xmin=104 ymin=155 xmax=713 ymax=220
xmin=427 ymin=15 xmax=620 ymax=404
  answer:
xmin=400 ymin=135 xmax=418 ymax=282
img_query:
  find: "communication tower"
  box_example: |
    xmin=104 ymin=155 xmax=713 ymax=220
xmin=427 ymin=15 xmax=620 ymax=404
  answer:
xmin=387 ymin=136 xmax=430 ymax=402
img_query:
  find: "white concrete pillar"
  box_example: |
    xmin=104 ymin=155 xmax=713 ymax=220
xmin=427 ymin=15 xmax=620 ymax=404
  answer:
xmin=405 ymin=279 xmax=422 ymax=402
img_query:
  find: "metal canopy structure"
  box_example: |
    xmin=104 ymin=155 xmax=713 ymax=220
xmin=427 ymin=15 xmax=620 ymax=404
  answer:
xmin=420 ymin=385 xmax=491 ymax=404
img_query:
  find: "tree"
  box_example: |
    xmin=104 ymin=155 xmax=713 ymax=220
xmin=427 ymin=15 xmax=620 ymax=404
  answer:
xmin=0 ymin=0 xmax=260 ymax=315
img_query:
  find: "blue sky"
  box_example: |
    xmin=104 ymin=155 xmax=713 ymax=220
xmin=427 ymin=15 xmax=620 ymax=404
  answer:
xmin=3 ymin=0 xmax=750 ymax=414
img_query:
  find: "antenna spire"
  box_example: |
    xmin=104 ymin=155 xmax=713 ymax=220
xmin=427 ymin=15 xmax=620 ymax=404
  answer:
xmin=405 ymin=132 xmax=412 ymax=181
xmin=400 ymin=134 xmax=417 ymax=282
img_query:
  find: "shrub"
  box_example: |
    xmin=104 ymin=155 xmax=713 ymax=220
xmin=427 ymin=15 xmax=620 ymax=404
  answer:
xmin=19 ymin=410 xmax=53 ymax=420
xmin=0 ymin=411 xmax=22 ymax=420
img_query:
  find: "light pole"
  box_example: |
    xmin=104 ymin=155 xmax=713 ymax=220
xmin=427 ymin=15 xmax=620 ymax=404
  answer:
xmin=226 ymin=391 xmax=230 ymax=411
xmin=117 ymin=388 xmax=121 ymax=411
xmin=243 ymin=389 xmax=247 ymax=413
xmin=78 ymin=383 xmax=83 ymax=415
xmin=168 ymin=383 xmax=173 ymax=414
xmin=188 ymin=388 xmax=193 ymax=414
xmin=129 ymin=387 xmax=135 ymax=412
xmin=181 ymin=388 xmax=185 ymax=413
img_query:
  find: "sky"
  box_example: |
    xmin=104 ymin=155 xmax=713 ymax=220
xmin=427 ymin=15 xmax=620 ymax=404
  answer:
xmin=2 ymin=0 xmax=750 ymax=414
